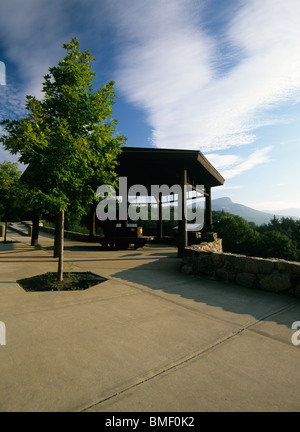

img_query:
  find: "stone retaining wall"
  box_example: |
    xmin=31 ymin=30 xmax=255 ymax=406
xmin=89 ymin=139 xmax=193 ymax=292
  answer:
xmin=190 ymin=239 xmax=223 ymax=253
xmin=181 ymin=247 xmax=300 ymax=299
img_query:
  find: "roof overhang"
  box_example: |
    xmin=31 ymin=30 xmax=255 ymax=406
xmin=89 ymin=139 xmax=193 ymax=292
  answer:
xmin=116 ymin=147 xmax=225 ymax=190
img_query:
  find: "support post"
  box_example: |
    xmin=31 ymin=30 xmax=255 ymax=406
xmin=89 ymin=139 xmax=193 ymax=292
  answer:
xmin=123 ymin=199 xmax=129 ymax=228
xmin=178 ymin=168 xmax=187 ymax=258
xmin=205 ymin=186 xmax=212 ymax=232
xmin=118 ymin=177 xmax=128 ymax=228
xmin=157 ymin=192 xmax=163 ymax=240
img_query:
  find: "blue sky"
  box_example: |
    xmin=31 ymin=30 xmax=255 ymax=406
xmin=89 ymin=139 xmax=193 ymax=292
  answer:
xmin=0 ymin=0 xmax=300 ymax=214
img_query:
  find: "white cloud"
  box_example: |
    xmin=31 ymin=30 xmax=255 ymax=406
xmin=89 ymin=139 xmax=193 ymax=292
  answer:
xmin=221 ymin=146 xmax=272 ymax=179
xmin=0 ymin=0 xmax=74 ymax=99
xmin=205 ymin=146 xmax=272 ymax=180
xmin=112 ymin=0 xmax=300 ymax=152
xmin=0 ymin=0 xmax=73 ymax=164
xmin=204 ymin=153 xmax=242 ymax=170
xmin=1 ymin=0 xmax=299 ymax=183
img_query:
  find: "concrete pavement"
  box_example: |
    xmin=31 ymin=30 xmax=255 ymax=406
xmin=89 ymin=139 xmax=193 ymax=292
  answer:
xmin=0 ymin=224 xmax=300 ymax=412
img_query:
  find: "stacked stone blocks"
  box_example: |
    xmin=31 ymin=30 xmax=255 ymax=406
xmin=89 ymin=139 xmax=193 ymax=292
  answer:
xmin=181 ymin=247 xmax=300 ymax=299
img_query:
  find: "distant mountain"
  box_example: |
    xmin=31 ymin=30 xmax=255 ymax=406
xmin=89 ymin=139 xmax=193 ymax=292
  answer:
xmin=263 ymin=208 xmax=300 ymax=218
xmin=212 ymin=197 xmax=300 ymax=225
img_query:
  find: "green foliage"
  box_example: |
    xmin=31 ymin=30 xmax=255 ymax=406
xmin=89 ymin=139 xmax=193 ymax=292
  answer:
xmin=0 ymin=38 xmax=126 ymax=280
xmin=214 ymin=214 xmax=259 ymax=256
xmin=0 ymin=161 xmax=24 ymax=221
xmin=212 ymin=210 xmax=229 ymax=223
xmin=0 ymin=38 xmax=126 ymax=218
xmin=257 ymin=230 xmax=298 ymax=261
xmin=213 ymin=211 xmax=300 ymax=261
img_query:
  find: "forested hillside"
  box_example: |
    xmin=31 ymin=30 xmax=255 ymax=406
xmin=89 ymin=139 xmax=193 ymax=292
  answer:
xmin=212 ymin=211 xmax=300 ymax=261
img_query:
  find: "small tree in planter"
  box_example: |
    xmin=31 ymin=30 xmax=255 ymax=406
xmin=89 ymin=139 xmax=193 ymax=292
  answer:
xmin=1 ymin=38 xmax=125 ymax=281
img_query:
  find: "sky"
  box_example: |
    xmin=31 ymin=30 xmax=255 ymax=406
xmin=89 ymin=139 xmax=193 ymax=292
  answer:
xmin=0 ymin=0 xmax=300 ymax=215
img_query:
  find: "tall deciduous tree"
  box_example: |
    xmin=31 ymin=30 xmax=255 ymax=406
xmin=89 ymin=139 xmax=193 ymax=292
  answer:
xmin=0 ymin=38 xmax=126 ymax=280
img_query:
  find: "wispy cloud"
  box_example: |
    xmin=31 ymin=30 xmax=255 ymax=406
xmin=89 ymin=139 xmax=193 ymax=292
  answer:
xmin=0 ymin=0 xmax=74 ymax=161
xmin=111 ymin=0 xmax=300 ymax=152
xmin=0 ymin=77 xmax=27 ymax=168
xmin=220 ymin=146 xmax=272 ymax=179
xmin=0 ymin=0 xmax=72 ymax=99
xmin=0 ymin=80 xmax=26 ymax=120
xmin=204 ymin=153 xmax=243 ymax=171
xmin=1 ymin=0 xmax=299 ymax=182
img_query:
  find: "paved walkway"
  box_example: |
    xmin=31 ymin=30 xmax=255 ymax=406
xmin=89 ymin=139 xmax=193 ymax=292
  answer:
xmin=0 ymin=224 xmax=300 ymax=412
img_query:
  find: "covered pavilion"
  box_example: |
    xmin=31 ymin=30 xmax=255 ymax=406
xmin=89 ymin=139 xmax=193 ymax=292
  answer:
xmin=113 ymin=147 xmax=225 ymax=257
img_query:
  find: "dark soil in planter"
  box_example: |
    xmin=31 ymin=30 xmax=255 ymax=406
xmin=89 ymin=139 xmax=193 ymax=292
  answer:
xmin=18 ymin=272 xmax=107 ymax=292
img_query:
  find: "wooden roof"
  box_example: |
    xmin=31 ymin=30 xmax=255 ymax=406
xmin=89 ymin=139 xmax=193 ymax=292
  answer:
xmin=116 ymin=147 xmax=225 ymax=189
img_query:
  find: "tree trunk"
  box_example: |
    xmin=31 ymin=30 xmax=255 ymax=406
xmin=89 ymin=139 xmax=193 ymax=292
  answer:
xmin=53 ymin=214 xmax=60 ymax=258
xmin=4 ymin=211 xmax=7 ymax=243
xmin=89 ymin=202 xmax=96 ymax=238
xmin=31 ymin=212 xmax=39 ymax=246
xmin=57 ymin=210 xmax=64 ymax=282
